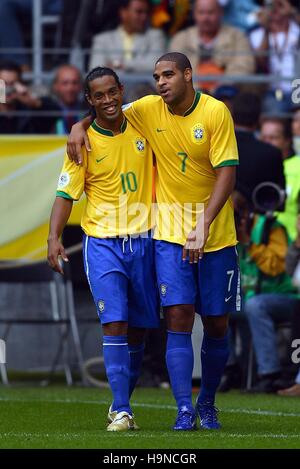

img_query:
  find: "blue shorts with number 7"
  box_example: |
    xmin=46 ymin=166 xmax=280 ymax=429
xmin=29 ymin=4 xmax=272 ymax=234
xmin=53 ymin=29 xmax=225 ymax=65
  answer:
xmin=155 ymin=241 xmax=241 ymax=316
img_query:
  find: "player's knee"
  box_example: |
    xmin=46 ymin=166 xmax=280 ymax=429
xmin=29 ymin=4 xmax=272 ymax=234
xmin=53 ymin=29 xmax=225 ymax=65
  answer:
xmin=103 ymin=321 xmax=128 ymax=336
xmin=166 ymin=304 xmax=195 ymax=332
xmin=203 ymin=316 xmax=228 ymax=338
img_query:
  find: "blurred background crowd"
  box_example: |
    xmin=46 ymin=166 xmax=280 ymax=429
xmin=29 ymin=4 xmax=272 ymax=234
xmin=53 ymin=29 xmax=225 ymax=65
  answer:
xmin=1 ymin=0 xmax=300 ymax=396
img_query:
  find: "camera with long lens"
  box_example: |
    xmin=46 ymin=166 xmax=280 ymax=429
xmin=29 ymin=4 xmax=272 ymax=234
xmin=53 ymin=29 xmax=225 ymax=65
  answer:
xmin=252 ymin=182 xmax=286 ymax=217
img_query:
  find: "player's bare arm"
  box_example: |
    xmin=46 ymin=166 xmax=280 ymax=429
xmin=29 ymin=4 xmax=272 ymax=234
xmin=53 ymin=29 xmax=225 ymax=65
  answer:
xmin=183 ymin=166 xmax=236 ymax=263
xmin=67 ymin=115 xmax=92 ymax=165
xmin=47 ymin=197 xmax=73 ymax=274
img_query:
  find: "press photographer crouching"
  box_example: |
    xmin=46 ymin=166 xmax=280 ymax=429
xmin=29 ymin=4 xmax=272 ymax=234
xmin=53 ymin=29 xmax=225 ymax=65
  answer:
xmin=220 ymin=182 xmax=299 ymax=393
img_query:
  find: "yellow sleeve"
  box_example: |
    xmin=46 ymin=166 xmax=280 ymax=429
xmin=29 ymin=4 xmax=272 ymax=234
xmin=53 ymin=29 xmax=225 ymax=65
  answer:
xmin=209 ymin=101 xmax=239 ymax=169
xmin=56 ymin=149 xmax=86 ymax=201
xmin=249 ymin=226 xmax=288 ymax=277
xmin=123 ymin=96 xmax=155 ymax=136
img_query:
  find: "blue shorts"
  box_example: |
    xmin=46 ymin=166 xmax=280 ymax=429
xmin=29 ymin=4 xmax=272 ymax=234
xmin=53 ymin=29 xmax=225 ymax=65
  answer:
xmin=155 ymin=240 xmax=241 ymax=316
xmin=82 ymin=233 xmax=160 ymax=328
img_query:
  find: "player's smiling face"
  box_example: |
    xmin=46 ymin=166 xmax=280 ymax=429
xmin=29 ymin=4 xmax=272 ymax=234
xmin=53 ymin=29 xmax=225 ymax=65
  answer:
xmin=153 ymin=61 xmax=191 ymax=107
xmin=86 ymin=75 xmax=123 ymax=122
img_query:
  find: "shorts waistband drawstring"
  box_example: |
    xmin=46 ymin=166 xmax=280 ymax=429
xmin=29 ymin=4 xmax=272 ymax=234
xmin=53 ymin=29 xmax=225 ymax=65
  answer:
xmin=122 ymin=236 xmax=134 ymax=253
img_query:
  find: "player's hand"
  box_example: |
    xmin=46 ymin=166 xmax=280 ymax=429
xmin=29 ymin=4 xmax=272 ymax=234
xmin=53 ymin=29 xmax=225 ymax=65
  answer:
xmin=67 ymin=122 xmax=91 ymax=165
xmin=47 ymin=238 xmax=69 ymax=275
xmin=182 ymin=224 xmax=209 ymax=264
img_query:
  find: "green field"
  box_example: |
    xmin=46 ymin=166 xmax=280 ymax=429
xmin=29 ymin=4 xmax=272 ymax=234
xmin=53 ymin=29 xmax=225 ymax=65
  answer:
xmin=1 ymin=385 xmax=300 ymax=449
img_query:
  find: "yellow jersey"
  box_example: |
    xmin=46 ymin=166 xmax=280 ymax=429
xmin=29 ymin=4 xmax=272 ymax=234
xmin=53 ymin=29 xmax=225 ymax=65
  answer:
xmin=123 ymin=92 xmax=239 ymax=251
xmin=56 ymin=117 xmax=153 ymax=238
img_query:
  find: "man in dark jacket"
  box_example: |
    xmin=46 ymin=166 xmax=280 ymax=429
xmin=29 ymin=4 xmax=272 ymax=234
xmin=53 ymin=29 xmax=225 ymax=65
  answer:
xmin=232 ymin=92 xmax=286 ymax=207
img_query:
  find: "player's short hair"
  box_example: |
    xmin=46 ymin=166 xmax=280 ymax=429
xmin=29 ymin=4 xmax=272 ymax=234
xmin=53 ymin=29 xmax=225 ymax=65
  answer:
xmin=155 ymin=52 xmax=192 ymax=72
xmin=84 ymin=67 xmax=122 ymax=98
xmin=232 ymin=92 xmax=261 ymax=128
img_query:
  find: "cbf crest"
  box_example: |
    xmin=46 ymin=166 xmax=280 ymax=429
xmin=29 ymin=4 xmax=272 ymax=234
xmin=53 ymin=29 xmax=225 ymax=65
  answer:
xmin=98 ymin=300 xmax=105 ymax=313
xmin=191 ymin=123 xmax=206 ymax=144
xmin=134 ymin=137 xmax=146 ymax=154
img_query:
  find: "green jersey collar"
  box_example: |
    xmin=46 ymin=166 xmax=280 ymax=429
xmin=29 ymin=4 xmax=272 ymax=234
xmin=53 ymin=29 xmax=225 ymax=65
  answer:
xmin=91 ymin=117 xmax=127 ymax=136
xmin=167 ymin=91 xmax=201 ymax=117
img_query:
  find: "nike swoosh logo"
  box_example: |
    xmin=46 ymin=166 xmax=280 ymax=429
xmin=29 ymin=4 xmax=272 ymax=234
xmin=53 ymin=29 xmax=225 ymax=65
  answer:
xmin=96 ymin=156 xmax=108 ymax=163
xmin=225 ymin=296 xmax=232 ymax=303
xmin=156 ymin=128 xmax=166 ymax=133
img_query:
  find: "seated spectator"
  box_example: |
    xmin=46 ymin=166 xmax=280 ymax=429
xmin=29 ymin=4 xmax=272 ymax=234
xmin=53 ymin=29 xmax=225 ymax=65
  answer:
xmin=51 ymin=64 xmax=87 ymax=134
xmin=260 ymin=116 xmax=293 ymax=160
xmin=220 ymin=0 xmax=261 ymax=32
xmin=151 ymin=0 xmax=192 ymax=36
xmin=278 ymin=214 xmax=300 ymax=396
xmin=0 ymin=0 xmax=62 ymax=69
xmin=169 ymin=0 xmax=255 ymax=94
xmin=232 ymin=92 xmax=285 ymax=207
xmin=0 ymin=61 xmax=58 ymax=134
xmin=242 ymin=199 xmax=298 ymax=393
xmin=249 ymin=0 xmax=300 ymax=114
xmin=89 ymin=0 xmax=166 ymax=72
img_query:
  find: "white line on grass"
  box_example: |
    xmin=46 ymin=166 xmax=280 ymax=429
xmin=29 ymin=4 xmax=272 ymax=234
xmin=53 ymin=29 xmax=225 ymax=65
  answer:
xmin=1 ymin=432 xmax=300 ymax=440
xmin=1 ymin=396 xmax=300 ymax=418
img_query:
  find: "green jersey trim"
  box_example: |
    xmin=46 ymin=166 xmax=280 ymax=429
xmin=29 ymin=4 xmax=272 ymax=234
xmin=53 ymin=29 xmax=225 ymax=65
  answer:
xmin=56 ymin=191 xmax=74 ymax=200
xmin=91 ymin=117 xmax=127 ymax=136
xmin=213 ymin=159 xmax=239 ymax=169
xmin=167 ymin=91 xmax=201 ymax=117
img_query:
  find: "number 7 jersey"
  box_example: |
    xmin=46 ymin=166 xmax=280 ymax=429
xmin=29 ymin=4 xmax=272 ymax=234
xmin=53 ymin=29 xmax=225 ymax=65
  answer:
xmin=123 ymin=92 xmax=239 ymax=251
xmin=56 ymin=117 xmax=154 ymax=237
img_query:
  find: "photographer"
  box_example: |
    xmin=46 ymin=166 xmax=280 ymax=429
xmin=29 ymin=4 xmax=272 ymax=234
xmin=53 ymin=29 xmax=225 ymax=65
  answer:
xmin=0 ymin=61 xmax=59 ymax=134
xmin=241 ymin=183 xmax=299 ymax=392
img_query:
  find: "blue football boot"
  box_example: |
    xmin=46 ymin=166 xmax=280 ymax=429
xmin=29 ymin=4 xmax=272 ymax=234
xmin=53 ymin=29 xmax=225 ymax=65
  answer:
xmin=196 ymin=399 xmax=221 ymax=430
xmin=173 ymin=406 xmax=197 ymax=431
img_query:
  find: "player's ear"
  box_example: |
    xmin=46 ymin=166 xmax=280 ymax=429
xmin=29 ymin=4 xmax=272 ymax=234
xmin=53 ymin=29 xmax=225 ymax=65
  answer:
xmin=184 ymin=68 xmax=192 ymax=83
xmin=85 ymin=92 xmax=93 ymax=107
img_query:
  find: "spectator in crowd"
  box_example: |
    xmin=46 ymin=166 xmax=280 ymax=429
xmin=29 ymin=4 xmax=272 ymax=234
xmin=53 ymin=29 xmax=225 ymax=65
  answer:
xmin=151 ymin=0 xmax=192 ymax=36
xmin=260 ymin=116 xmax=293 ymax=160
xmin=169 ymin=0 xmax=255 ymax=94
xmin=249 ymin=0 xmax=300 ymax=113
xmin=278 ymin=214 xmax=300 ymax=396
xmin=89 ymin=0 xmax=166 ymax=72
xmin=0 ymin=0 xmax=62 ymax=69
xmin=0 ymin=61 xmax=58 ymax=134
xmin=258 ymin=116 xmax=300 ymax=241
xmin=292 ymin=106 xmax=300 ymax=156
xmin=220 ymin=0 xmax=261 ymax=32
xmin=232 ymin=92 xmax=285 ymax=207
xmin=242 ymin=197 xmax=298 ymax=393
xmin=52 ymin=65 xmax=87 ymax=134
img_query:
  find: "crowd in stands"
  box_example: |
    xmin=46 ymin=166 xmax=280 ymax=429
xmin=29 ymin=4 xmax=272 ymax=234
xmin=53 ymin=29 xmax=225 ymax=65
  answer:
xmin=1 ymin=0 xmax=300 ymax=394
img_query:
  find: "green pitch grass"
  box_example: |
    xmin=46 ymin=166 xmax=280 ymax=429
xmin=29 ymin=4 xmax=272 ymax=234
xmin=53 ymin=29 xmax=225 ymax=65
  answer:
xmin=1 ymin=385 xmax=300 ymax=449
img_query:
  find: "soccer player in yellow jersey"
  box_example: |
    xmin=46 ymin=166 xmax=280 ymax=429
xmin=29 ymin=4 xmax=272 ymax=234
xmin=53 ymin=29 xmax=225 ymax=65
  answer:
xmin=67 ymin=53 xmax=240 ymax=431
xmin=47 ymin=67 xmax=159 ymax=432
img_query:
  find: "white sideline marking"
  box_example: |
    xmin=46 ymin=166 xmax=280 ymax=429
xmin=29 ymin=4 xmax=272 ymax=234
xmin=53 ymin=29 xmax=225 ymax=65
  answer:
xmin=0 ymin=396 xmax=300 ymax=418
xmin=1 ymin=431 xmax=300 ymax=440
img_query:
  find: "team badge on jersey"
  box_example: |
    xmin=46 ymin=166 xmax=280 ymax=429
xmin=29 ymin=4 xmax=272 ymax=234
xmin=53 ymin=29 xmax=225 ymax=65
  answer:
xmin=191 ymin=124 xmax=206 ymax=144
xmin=160 ymin=283 xmax=167 ymax=297
xmin=98 ymin=300 xmax=105 ymax=313
xmin=134 ymin=137 xmax=146 ymax=154
xmin=57 ymin=172 xmax=70 ymax=189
